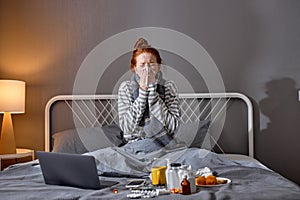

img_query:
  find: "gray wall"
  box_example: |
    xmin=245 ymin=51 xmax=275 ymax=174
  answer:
xmin=0 ymin=0 xmax=299 ymax=184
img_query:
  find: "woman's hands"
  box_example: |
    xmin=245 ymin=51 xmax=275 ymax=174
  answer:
xmin=137 ymin=66 xmax=158 ymax=90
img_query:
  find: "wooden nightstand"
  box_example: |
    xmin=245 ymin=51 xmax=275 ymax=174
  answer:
xmin=0 ymin=148 xmax=34 ymax=171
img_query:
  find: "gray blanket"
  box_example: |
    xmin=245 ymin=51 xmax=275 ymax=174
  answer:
xmin=0 ymin=147 xmax=299 ymax=200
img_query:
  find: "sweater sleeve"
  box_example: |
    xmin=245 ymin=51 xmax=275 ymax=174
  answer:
xmin=147 ymin=81 xmax=181 ymax=134
xmin=118 ymin=81 xmax=148 ymax=139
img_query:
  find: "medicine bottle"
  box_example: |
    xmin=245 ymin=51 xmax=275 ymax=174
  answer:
xmin=167 ymin=163 xmax=181 ymax=193
xmin=181 ymin=175 xmax=191 ymax=195
xmin=178 ymin=165 xmax=188 ymax=181
xmin=165 ymin=159 xmax=172 ymax=189
xmin=187 ymin=165 xmax=196 ymax=193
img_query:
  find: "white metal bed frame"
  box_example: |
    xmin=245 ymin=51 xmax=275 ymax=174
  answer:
xmin=45 ymin=92 xmax=254 ymax=157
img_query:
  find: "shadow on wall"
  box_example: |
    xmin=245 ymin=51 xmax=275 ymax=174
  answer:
xmin=256 ymin=77 xmax=300 ymax=185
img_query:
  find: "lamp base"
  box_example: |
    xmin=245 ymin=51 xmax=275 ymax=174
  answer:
xmin=0 ymin=112 xmax=16 ymax=154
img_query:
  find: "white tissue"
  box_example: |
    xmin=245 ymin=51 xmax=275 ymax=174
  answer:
xmin=145 ymin=66 xmax=149 ymax=86
xmin=195 ymin=167 xmax=213 ymax=177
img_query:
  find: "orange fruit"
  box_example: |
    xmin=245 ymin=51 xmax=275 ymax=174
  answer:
xmin=196 ymin=176 xmax=206 ymax=185
xmin=205 ymin=175 xmax=217 ymax=185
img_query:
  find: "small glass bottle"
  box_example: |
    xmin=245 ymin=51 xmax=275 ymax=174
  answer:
xmin=181 ymin=175 xmax=191 ymax=195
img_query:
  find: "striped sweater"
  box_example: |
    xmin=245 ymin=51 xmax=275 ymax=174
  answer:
xmin=118 ymin=80 xmax=181 ymax=142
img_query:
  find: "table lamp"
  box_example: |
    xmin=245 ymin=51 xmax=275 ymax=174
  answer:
xmin=0 ymin=80 xmax=25 ymax=154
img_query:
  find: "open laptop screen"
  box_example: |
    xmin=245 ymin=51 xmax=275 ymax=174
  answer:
xmin=37 ymin=151 xmax=118 ymax=189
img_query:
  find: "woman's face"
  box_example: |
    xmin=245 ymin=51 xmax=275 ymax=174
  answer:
xmin=134 ymin=52 xmax=160 ymax=75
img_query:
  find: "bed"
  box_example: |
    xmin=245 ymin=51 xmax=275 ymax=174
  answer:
xmin=0 ymin=92 xmax=299 ymax=200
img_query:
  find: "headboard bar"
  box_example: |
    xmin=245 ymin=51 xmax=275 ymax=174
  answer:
xmin=45 ymin=92 xmax=254 ymax=157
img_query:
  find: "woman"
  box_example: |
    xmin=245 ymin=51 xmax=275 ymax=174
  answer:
xmin=118 ymin=38 xmax=181 ymax=153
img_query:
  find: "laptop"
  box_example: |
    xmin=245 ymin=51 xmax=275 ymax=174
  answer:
xmin=37 ymin=151 xmax=118 ymax=189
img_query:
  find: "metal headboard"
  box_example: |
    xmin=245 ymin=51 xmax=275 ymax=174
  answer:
xmin=45 ymin=93 xmax=253 ymax=157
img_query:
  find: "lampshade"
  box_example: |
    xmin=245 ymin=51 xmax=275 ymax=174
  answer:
xmin=0 ymin=80 xmax=25 ymax=113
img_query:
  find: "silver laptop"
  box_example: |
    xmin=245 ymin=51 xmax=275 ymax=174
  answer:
xmin=37 ymin=151 xmax=118 ymax=189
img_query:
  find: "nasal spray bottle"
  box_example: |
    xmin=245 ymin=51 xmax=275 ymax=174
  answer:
xmin=165 ymin=159 xmax=171 ymax=189
xmin=187 ymin=165 xmax=196 ymax=194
